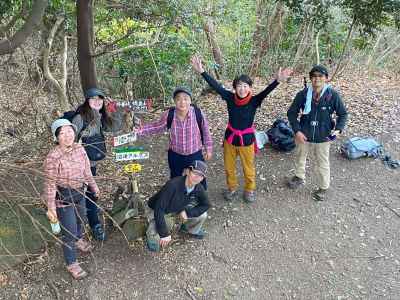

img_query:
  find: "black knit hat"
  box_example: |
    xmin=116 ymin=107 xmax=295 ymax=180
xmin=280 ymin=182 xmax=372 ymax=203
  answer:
xmin=309 ymin=65 xmax=329 ymax=78
xmin=173 ymin=87 xmax=192 ymax=99
xmin=85 ymin=87 xmax=105 ymax=99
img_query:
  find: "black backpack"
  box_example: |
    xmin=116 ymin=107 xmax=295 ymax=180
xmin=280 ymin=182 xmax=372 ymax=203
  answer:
xmin=266 ymin=119 xmax=296 ymax=152
xmin=61 ymin=109 xmax=107 ymax=161
xmin=166 ymin=104 xmax=204 ymax=144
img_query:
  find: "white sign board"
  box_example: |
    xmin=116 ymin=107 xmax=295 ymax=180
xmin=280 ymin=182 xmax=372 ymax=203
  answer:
xmin=115 ymin=151 xmax=149 ymax=162
xmin=113 ymin=132 xmax=137 ymax=147
xmin=118 ymin=99 xmax=152 ymax=112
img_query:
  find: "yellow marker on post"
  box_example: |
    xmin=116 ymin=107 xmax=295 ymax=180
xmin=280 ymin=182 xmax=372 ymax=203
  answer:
xmin=123 ymin=163 xmax=142 ymax=174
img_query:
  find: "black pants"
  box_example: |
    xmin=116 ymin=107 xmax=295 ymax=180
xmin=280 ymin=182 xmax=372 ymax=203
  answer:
xmin=56 ymin=187 xmax=86 ymax=265
xmin=86 ymin=166 xmax=100 ymax=228
xmin=167 ymin=149 xmax=207 ymax=189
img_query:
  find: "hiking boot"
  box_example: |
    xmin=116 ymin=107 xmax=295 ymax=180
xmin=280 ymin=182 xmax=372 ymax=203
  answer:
xmin=287 ymin=176 xmax=305 ymax=189
xmin=179 ymin=224 xmax=206 ymax=240
xmin=312 ymin=188 xmax=328 ymax=201
xmin=223 ymin=189 xmax=238 ymax=202
xmin=92 ymin=223 xmax=106 ymax=241
xmin=243 ymin=191 xmax=256 ymax=203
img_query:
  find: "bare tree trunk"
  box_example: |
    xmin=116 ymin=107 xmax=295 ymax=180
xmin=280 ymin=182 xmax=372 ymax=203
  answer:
xmin=249 ymin=0 xmax=270 ymax=77
xmin=77 ymin=0 xmax=98 ymax=92
xmin=292 ymin=19 xmax=313 ymax=69
xmin=0 ymin=0 xmax=47 ymax=55
xmin=330 ymin=16 xmax=355 ymax=81
xmin=375 ymin=35 xmax=400 ymax=65
xmin=249 ymin=1 xmax=285 ymax=77
xmin=268 ymin=1 xmax=285 ymax=50
xmin=367 ymin=33 xmax=382 ymax=70
xmin=203 ymin=18 xmax=223 ymax=79
xmin=315 ymin=30 xmax=320 ymax=65
xmin=43 ymin=17 xmax=69 ymax=111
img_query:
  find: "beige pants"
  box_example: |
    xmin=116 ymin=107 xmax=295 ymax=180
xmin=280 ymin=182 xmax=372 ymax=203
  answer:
xmin=294 ymin=141 xmax=331 ymax=189
xmin=146 ymin=209 xmax=207 ymax=244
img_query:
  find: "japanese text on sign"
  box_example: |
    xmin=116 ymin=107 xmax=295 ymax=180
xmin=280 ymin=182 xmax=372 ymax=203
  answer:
xmin=115 ymin=151 xmax=149 ymax=162
xmin=113 ymin=132 xmax=137 ymax=147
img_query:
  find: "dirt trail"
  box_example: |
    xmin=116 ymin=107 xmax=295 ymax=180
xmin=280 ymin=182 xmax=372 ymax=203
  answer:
xmin=1 ymin=72 xmax=399 ymax=300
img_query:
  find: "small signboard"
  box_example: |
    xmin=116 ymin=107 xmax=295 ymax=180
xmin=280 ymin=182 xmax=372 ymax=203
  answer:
xmin=118 ymin=98 xmax=152 ymax=112
xmin=123 ymin=163 xmax=142 ymax=174
xmin=114 ymin=146 xmax=144 ymax=153
xmin=113 ymin=132 xmax=137 ymax=147
xmin=115 ymin=151 xmax=149 ymax=162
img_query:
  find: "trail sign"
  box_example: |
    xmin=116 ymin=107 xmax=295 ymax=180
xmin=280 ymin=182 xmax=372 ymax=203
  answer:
xmin=115 ymin=151 xmax=149 ymax=162
xmin=107 ymin=98 xmax=152 ymax=113
xmin=113 ymin=132 xmax=137 ymax=147
xmin=114 ymin=146 xmax=144 ymax=153
xmin=123 ymin=163 xmax=142 ymax=174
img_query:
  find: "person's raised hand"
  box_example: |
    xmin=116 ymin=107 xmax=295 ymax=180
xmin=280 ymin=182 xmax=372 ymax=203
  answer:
xmin=276 ymin=67 xmax=293 ymax=83
xmin=191 ymin=55 xmax=205 ymax=73
xmin=105 ymin=97 xmax=117 ymax=113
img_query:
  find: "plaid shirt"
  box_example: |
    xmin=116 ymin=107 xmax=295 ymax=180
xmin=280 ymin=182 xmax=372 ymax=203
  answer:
xmin=43 ymin=143 xmax=99 ymax=212
xmin=139 ymin=106 xmax=213 ymax=155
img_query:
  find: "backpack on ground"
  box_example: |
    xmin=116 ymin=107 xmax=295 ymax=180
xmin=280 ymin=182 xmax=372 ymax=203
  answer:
xmin=60 ymin=108 xmax=107 ymax=161
xmin=266 ymin=119 xmax=296 ymax=152
xmin=167 ymin=104 xmax=204 ymax=144
xmin=340 ymin=137 xmax=383 ymax=159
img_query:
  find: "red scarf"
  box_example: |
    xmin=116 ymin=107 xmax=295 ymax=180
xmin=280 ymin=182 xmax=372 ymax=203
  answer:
xmin=234 ymin=92 xmax=252 ymax=106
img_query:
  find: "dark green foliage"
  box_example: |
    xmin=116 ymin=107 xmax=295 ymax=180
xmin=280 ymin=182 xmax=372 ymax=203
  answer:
xmin=340 ymin=0 xmax=400 ymax=36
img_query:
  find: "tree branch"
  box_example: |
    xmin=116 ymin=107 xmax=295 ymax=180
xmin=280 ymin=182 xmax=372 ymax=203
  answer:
xmin=375 ymin=35 xmax=400 ymax=65
xmin=330 ymin=16 xmax=356 ymax=81
xmin=43 ymin=17 xmax=69 ymax=111
xmin=91 ymin=27 xmax=162 ymax=58
xmin=0 ymin=0 xmax=48 ymax=55
xmin=0 ymin=11 xmax=23 ymax=37
xmin=61 ymin=35 xmax=68 ymax=93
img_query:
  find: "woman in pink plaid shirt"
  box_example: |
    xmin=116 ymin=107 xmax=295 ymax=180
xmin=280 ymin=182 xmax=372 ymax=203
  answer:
xmin=44 ymin=119 xmax=100 ymax=279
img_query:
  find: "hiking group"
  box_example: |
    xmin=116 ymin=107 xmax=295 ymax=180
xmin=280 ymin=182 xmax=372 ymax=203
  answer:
xmin=43 ymin=55 xmax=347 ymax=279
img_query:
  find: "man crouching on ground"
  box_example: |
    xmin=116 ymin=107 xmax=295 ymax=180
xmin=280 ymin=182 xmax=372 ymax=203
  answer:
xmin=146 ymin=160 xmax=210 ymax=252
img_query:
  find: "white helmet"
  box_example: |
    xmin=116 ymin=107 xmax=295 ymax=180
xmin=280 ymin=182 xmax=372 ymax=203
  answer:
xmin=51 ymin=119 xmax=77 ymax=141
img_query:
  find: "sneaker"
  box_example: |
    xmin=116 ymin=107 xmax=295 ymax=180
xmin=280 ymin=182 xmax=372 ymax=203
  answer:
xmin=287 ymin=176 xmax=305 ymax=189
xmin=147 ymin=239 xmax=160 ymax=252
xmin=312 ymin=188 xmax=328 ymax=201
xmin=67 ymin=262 xmax=87 ymax=280
xmin=179 ymin=224 xmax=206 ymax=240
xmin=223 ymin=189 xmax=238 ymax=202
xmin=243 ymin=191 xmax=256 ymax=203
xmin=92 ymin=224 xmax=106 ymax=241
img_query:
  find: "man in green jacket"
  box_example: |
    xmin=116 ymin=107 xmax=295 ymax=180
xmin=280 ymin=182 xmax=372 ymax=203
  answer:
xmin=287 ymin=65 xmax=348 ymax=201
xmin=146 ymin=160 xmax=210 ymax=252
